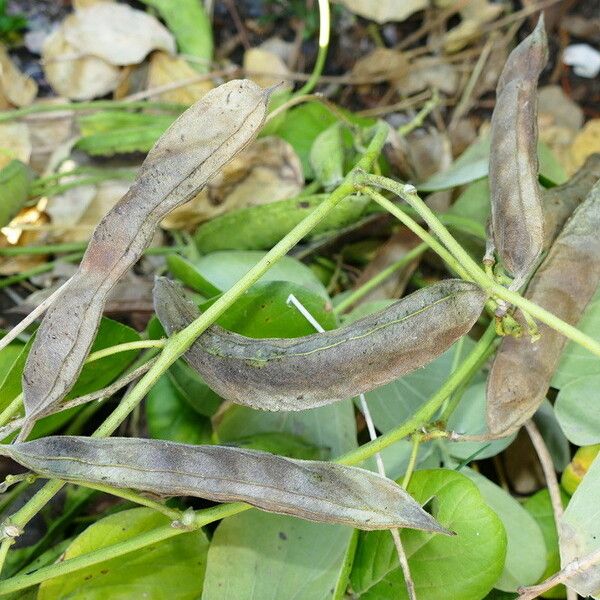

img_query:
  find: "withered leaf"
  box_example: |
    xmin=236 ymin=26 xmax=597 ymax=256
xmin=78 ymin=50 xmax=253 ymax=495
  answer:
xmin=489 ymin=16 xmax=548 ymax=288
xmin=487 ymin=180 xmax=600 ymax=434
xmin=1 ymin=436 xmax=449 ymax=533
xmin=22 ymin=80 xmax=270 ymax=432
xmin=154 ymin=277 xmax=486 ymax=410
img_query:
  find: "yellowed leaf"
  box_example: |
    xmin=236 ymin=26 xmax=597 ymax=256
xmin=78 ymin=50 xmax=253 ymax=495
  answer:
xmin=147 ymin=52 xmax=213 ymax=104
xmin=64 ymin=3 xmax=175 ymax=66
xmin=162 ymin=136 xmax=303 ymax=230
xmin=42 ymin=25 xmax=121 ymax=100
xmin=243 ymin=48 xmax=292 ymax=91
xmin=0 ymin=123 xmax=31 ymax=169
xmin=568 ymin=119 xmax=600 ymax=174
xmin=336 ymin=0 xmax=428 ymax=24
xmin=351 ymin=48 xmax=408 ymax=83
xmin=0 ymin=44 xmax=37 ymax=108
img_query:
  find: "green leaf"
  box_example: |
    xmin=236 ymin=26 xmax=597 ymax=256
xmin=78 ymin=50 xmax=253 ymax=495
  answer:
xmin=559 ymin=451 xmax=600 ymax=598
xmin=191 ymin=250 xmax=329 ymax=299
xmin=167 ymin=359 xmax=222 ymax=416
xmin=226 ymin=432 xmax=327 ymax=460
xmin=0 ymin=159 xmax=30 ymax=227
xmin=363 ymin=338 xmax=479 ymax=433
xmin=202 ymin=511 xmax=354 ymax=600
xmin=448 ymin=178 xmax=490 ymax=229
xmin=205 ymin=280 xmax=337 ymax=337
xmin=419 ymin=138 xmax=566 ymax=192
xmin=464 ymin=470 xmax=547 ymax=591
xmin=272 ymin=102 xmax=372 ymax=178
xmin=534 ymin=400 xmax=570 ymax=472
xmin=447 ymin=382 xmax=516 ymax=460
xmin=194 ymin=193 xmax=370 ymax=253
xmin=523 ymin=489 xmax=569 ymax=599
xmin=0 ymin=318 xmax=140 ymax=428
xmin=553 ymin=286 xmax=600 ymax=389
xmin=0 ymin=339 xmax=24 ymax=382
xmin=146 ymin=374 xmax=212 ymax=444
xmin=350 ymin=469 xmax=506 ymax=600
xmin=167 ymin=254 xmax=222 ymax=296
xmin=139 ymin=0 xmax=213 ymax=66
xmin=76 ymin=111 xmax=177 ymax=156
xmin=309 ymin=122 xmax=345 ymax=189
xmin=555 ymin=374 xmax=600 ymax=445
xmin=37 ymin=507 xmax=209 ymax=600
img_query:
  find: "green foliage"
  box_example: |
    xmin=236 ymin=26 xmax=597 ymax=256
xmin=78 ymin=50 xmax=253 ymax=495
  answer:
xmin=37 ymin=508 xmax=209 ymax=599
xmin=351 ymin=469 xmax=506 ymax=599
xmin=0 ymin=0 xmax=26 ymax=42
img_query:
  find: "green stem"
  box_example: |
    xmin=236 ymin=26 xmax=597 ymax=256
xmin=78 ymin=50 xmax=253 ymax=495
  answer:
xmin=363 ymin=174 xmax=600 ymax=359
xmin=362 ymin=188 xmax=472 ymax=282
xmin=0 ymin=101 xmax=186 ymax=124
xmin=31 ymin=173 xmax=136 ymax=199
xmin=0 ymin=244 xmax=185 ymax=257
xmin=334 ymin=242 xmax=428 ymax=314
xmin=0 ymin=503 xmax=246 ymax=595
xmin=398 ymin=89 xmax=439 ymax=137
xmin=86 ymin=340 xmax=165 ymax=363
xmin=0 ymin=253 xmax=83 ymax=290
xmin=0 ymin=320 xmax=495 ymax=594
xmin=295 ymin=0 xmax=330 ymax=96
xmin=0 ymin=121 xmax=389 ymax=576
xmin=79 ymin=483 xmax=180 ymax=520
xmin=401 ymin=435 xmax=421 ymax=489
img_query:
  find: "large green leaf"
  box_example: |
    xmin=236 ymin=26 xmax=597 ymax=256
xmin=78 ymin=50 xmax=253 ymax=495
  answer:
xmin=559 ymin=452 xmax=600 ymax=598
xmin=350 ymin=469 xmax=506 ymax=600
xmin=38 ymin=508 xmax=208 ymax=600
xmin=555 ymin=374 xmax=600 ymax=445
xmin=191 ymin=250 xmax=329 ymax=298
xmin=202 ymin=511 xmax=354 ymax=600
xmin=0 ymin=339 xmax=24 ymax=382
xmin=146 ymin=374 xmax=212 ymax=445
xmin=553 ymin=286 xmax=600 ymax=389
xmin=464 ymin=470 xmax=546 ymax=591
xmin=523 ymin=489 xmax=569 ymax=599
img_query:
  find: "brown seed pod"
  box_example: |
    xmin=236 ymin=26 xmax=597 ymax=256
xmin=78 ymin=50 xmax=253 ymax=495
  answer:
xmin=1 ymin=436 xmax=449 ymax=533
xmin=487 ymin=181 xmax=600 ymax=434
xmin=21 ymin=80 xmax=270 ymax=430
xmin=154 ymin=277 xmax=486 ymax=410
xmin=489 ymin=16 xmax=548 ymax=287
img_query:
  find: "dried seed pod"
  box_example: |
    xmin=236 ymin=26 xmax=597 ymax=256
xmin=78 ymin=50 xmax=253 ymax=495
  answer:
xmin=489 ymin=16 xmax=548 ymax=286
xmin=154 ymin=277 xmax=486 ymax=410
xmin=487 ymin=181 xmax=600 ymax=434
xmin=1 ymin=436 xmax=449 ymax=533
xmin=542 ymin=153 xmax=600 ymax=249
xmin=22 ymin=80 xmax=270 ymax=429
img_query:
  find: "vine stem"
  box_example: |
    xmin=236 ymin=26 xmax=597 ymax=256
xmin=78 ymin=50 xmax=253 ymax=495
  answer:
xmin=0 ymin=121 xmax=389 ymax=577
xmin=294 ymin=0 xmax=330 ymax=96
xmin=333 ymin=242 xmax=428 ymax=314
xmin=360 ymin=174 xmax=600 ymax=359
xmin=0 ymin=322 xmax=497 ymax=596
xmin=517 ymin=548 xmax=600 ymax=600
xmin=0 ymin=100 xmax=185 ymax=124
